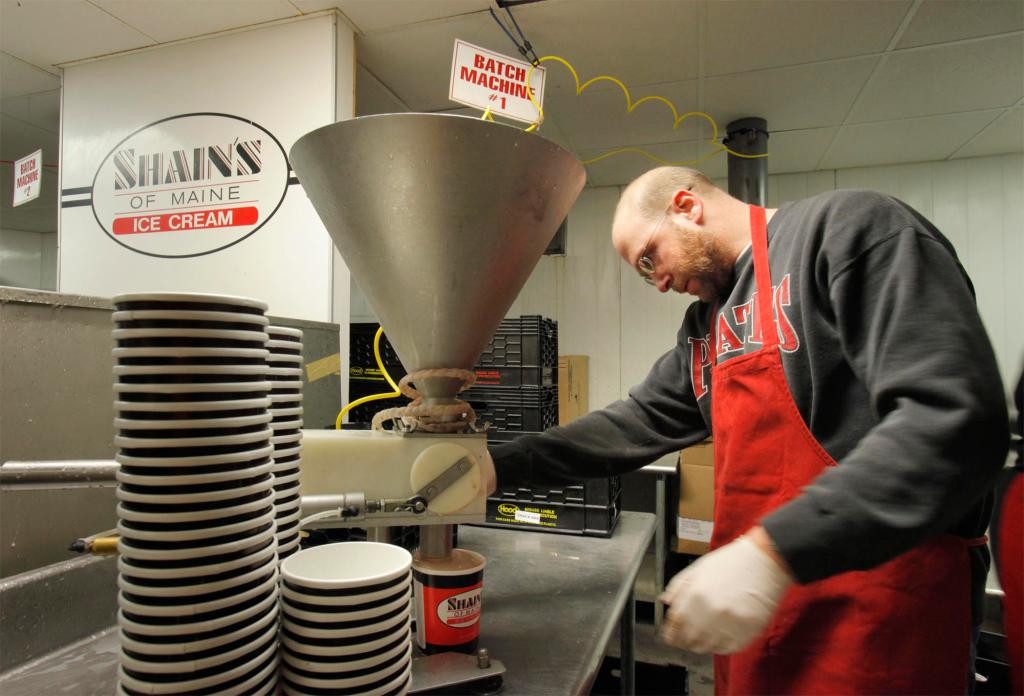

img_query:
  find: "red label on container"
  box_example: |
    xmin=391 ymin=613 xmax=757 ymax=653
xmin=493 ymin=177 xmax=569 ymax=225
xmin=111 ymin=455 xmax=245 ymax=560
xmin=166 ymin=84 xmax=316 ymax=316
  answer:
xmin=421 ymin=582 xmax=482 ymax=645
xmin=112 ymin=206 xmax=258 ymax=235
xmin=474 ymin=369 xmax=502 ymax=385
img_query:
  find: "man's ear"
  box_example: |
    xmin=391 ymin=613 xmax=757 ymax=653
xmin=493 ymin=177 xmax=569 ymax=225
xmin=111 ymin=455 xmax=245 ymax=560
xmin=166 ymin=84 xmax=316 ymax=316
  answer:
xmin=673 ymin=189 xmax=703 ymax=224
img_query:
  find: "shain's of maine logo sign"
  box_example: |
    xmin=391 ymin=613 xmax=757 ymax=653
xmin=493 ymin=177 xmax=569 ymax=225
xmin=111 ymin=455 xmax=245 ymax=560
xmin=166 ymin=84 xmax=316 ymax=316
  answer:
xmin=86 ymin=113 xmax=290 ymax=258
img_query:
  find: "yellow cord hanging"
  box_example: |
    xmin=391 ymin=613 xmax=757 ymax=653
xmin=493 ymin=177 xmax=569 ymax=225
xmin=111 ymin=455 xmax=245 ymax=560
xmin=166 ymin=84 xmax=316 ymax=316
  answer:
xmin=334 ymin=327 xmax=401 ymax=430
xmin=516 ymin=55 xmax=768 ymax=166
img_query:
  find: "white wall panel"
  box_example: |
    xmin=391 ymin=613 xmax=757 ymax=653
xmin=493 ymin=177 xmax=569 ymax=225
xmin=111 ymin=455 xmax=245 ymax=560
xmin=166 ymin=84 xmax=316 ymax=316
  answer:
xmin=0 ymin=228 xmax=42 ymax=288
xmin=1002 ymin=155 xmax=1024 ymax=383
xmin=519 ymin=153 xmax=1022 ymax=419
xmin=40 ymin=233 xmax=57 ymax=290
xmin=59 ymin=15 xmax=350 ymax=323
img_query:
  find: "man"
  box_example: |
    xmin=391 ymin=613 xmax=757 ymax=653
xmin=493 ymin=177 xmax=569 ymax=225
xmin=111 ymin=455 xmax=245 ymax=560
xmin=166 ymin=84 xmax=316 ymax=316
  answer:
xmin=490 ymin=167 xmax=1009 ymax=694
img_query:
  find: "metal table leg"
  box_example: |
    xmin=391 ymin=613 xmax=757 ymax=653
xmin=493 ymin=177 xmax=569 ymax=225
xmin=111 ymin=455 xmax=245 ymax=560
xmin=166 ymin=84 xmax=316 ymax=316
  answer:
xmin=655 ymin=473 xmax=666 ymax=629
xmin=620 ymin=590 xmax=636 ymax=696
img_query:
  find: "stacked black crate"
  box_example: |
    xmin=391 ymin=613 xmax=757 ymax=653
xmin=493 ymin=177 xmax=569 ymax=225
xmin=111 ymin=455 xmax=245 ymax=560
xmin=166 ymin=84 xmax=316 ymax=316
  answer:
xmin=346 ymin=323 xmax=405 ymax=426
xmin=466 ymin=317 xmax=621 ymax=538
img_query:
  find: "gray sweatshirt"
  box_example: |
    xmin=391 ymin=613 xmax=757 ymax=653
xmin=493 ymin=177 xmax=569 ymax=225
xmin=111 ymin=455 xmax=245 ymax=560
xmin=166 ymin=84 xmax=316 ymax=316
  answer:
xmin=491 ymin=190 xmax=1009 ymax=605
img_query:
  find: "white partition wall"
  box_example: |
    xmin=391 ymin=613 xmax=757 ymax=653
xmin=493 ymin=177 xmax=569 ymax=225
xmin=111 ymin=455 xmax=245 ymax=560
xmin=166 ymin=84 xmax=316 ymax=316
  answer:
xmin=58 ymin=13 xmax=353 ymax=325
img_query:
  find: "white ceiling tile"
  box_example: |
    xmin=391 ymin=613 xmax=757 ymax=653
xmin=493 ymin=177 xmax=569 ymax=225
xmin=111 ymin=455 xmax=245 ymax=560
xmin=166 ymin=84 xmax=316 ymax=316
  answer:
xmin=577 ymin=139 xmax=704 ymax=187
xmin=302 ymin=0 xmax=490 ymax=34
xmin=851 ymin=34 xmax=1024 ymax=123
xmin=703 ymin=57 xmax=877 ymax=133
xmin=760 ymin=127 xmax=840 ymax=175
xmin=545 ymin=80 xmax=701 ymax=151
xmin=705 ymin=0 xmax=911 ymax=76
xmin=355 ymin=11 xmax=504 ymax=111
xmin=898 ymin=0 xmax=1023 ymax=49
xmin=495 ymin=0 xmax=700 ymax=94
xmin=93 ymin=1 xmax=299 ymax=44
xmin=820 ymin=110 xmax=1004 ymax=169
xmin=0 ymin=0 xmax=154 ymax=69
xmin=952 ymin=107 xmax=1024 ymax=158
xmin=1 ymin=52 xmax=61 ymax=97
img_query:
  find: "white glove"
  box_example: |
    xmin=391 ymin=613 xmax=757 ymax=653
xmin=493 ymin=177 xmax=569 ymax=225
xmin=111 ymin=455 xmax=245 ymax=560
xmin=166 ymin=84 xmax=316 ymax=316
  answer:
xmin=659 ymin=535 xmax=792 ymax=654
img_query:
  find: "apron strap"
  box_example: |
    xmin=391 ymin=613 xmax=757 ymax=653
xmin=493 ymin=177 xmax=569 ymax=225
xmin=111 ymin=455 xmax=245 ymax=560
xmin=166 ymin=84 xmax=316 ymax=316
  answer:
xmin=750 ymin=205 xmax=778 ymax=351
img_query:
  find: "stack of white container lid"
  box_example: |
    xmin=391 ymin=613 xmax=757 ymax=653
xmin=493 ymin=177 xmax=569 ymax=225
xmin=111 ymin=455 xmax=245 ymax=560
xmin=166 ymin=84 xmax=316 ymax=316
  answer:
xmin=266 ymin=325 xmax=304 ymax=562
xmin=280 ymin=542 xmax=414 ymax=696
xmin=111 ymin=292 xmax=279 ymax=696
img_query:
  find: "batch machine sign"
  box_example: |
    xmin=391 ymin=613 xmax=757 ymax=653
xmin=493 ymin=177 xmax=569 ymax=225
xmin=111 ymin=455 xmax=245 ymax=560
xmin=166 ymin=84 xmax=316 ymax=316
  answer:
xmin=449 ymin=40 xmax=546 ymax=124
xmin=13 ymin=149 xmax=42 ymax=207
xmin=84 ymin=113 xmax=290 ymax=258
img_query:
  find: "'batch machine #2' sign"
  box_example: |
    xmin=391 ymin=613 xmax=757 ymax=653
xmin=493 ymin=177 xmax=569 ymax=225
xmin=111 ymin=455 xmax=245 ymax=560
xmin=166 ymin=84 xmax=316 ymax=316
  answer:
xmin=86 ymin=113 xmax=290 ymax=258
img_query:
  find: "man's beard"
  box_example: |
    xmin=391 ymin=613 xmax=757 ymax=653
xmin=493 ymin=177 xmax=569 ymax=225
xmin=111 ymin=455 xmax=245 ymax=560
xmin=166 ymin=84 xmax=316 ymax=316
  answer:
xmin=675 ymin=228 xmax=734 ymax=302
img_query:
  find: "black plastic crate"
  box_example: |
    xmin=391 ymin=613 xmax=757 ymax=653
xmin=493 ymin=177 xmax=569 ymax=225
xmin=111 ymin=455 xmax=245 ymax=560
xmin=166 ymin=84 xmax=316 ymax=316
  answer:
xmin=477 ymin=315 xmax=558 ymax=368
xmin=464 ymin=385 xmax=557 ymax=432
xmin=472 ymin=366 xmax=555 ymax=387
xmin=493 ymin=477 xmax=620 ymax=508
xmin=484 ymin=492 xmax=621 ymax=538
xmin=349 ymin=364 xmax=407 ymax=384
xmin=350 ymin=323 xmax=403 ymax=371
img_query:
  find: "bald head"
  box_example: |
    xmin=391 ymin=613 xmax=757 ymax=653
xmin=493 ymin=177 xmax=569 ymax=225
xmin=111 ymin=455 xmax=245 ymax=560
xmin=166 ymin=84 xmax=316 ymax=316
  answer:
xmin=612 ymin=167 xmax=718 ymax=258
xmin=615 ymin=167 xmax=716 ymax=228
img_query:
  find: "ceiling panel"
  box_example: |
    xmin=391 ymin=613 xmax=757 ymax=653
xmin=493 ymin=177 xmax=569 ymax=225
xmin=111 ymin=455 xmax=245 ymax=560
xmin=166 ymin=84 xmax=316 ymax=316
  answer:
xmin=355 ymin=11 xmax=505 ymax=112
xmin=544 ymin=79 xmax=701 ymax=151
xmin=703 ymin=57 xmax=877 ymax=133
xmin=851 ymin=34 xmax=1024 ymax=123
xmin=0 ymin=0 xmax=153 ymax=69
xmin=758 ymin=127 xmax=840 ymax=176
xmin=820 ymin=110 xmax=1004 ymax=169
xmin=494 ymin=0 xmax=700 ymax=94
xmin=1 ymin=52 xmax=61 ymax=96
xmin=897 ymin=0 xmax=1024 ymax=49
xmin=93 ymin=1 xmax=299 ymax=44
xmin=300 ymin=0 xmax=491 ymax=34
xmin=576 ymin=139 xmax=708 ymax=187
xmin=705 ymin=0 xmax=911 ymax=77
xmin=952 ymin=107 xmax=1024 ymax=159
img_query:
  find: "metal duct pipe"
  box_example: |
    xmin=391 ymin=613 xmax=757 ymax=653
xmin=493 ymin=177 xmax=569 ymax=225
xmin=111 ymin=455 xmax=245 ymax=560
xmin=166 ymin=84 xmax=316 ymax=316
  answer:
xmin=0 ymin=460 xmax=118 ymax=485
xmin=724 ymin=117 xmax=769 ymax=206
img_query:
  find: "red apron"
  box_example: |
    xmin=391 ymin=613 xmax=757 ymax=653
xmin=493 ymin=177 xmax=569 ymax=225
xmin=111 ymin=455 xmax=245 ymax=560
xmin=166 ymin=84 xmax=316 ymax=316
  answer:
xmin=708 ymin=205 xmax=973 ymax=695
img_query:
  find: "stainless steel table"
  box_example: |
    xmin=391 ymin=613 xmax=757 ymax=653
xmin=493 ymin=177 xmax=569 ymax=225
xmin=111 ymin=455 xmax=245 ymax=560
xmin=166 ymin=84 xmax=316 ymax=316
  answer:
xmin=0 ymin=511 xmax=656 ymax=696
xmin=462 ymin=510 xmax=656 ymax=695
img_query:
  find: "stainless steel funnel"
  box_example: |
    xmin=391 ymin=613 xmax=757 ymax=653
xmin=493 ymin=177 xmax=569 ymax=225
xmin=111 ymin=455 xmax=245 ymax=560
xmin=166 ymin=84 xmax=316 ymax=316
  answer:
xmin=290 ymin=114 xmax=586 ymax=403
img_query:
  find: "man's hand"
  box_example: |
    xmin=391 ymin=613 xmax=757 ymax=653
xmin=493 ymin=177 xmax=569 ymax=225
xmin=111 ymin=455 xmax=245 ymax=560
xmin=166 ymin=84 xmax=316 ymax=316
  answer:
xmin=659 ymin=529 xmax=794 ymax=654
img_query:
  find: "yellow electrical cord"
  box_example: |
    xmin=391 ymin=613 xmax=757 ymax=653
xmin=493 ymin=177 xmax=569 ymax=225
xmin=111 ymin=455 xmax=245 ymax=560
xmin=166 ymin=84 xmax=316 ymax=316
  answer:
xmin=335 ymin=327 xmax=401 ymax=430
xmin=478 ymin=54 xmax=769 ymax=167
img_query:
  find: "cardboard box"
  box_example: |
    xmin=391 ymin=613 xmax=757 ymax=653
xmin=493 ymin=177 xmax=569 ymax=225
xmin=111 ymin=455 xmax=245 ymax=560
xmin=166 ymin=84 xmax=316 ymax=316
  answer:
xmin=675 ymin=439 xmax=714 ymax=555
xmin=557 ymin=355 xmax=589 ymax=425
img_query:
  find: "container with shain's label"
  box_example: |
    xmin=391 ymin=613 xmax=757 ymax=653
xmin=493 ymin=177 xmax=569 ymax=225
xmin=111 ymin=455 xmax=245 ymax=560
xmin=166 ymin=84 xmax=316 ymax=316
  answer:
xmin=412 ymin=548 xmax=485 ymax=654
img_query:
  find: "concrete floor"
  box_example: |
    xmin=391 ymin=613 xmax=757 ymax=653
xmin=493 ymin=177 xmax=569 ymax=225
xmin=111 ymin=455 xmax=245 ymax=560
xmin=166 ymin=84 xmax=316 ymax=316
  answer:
xmin=604 ymin=608 xmax=714 ymax=695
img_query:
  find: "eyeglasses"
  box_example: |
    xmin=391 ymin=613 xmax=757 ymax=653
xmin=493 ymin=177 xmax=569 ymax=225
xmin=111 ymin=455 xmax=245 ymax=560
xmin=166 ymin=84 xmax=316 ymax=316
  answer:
xmin=636 ymin=206 xmax=673 ymax=285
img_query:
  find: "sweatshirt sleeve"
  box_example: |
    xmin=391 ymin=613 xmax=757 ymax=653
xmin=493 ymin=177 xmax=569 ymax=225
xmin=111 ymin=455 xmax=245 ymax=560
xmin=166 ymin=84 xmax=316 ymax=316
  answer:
xmin=762 ymin=224 xmax=1010 ymax=583
xmin=490 ymin=316 xmax=710 ymax=487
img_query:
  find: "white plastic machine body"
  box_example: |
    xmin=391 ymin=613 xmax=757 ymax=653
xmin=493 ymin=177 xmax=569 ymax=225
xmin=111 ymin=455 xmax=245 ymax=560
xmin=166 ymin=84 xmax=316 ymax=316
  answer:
xmin=300 ymin=429 xmax=489 ymax=528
